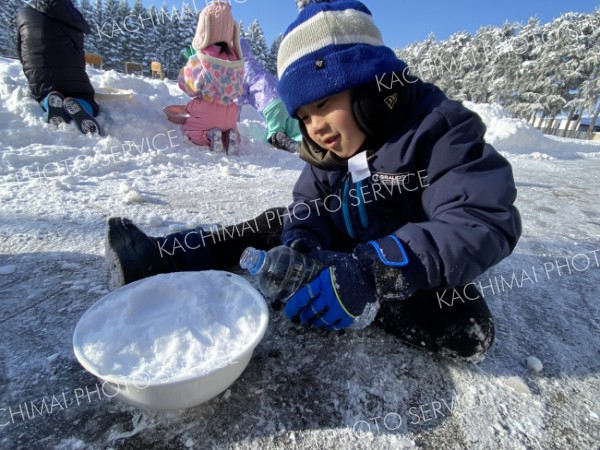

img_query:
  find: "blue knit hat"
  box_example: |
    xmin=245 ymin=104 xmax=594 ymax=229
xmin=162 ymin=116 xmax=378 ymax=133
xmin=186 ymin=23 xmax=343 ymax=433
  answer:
xmin=277 ymin=0 xmax=408 ymax=117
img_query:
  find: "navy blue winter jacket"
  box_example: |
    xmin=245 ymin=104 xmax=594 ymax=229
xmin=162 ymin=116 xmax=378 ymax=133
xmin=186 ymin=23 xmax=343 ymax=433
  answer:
xmin=281 ymin=80 xmax=521 ymax=292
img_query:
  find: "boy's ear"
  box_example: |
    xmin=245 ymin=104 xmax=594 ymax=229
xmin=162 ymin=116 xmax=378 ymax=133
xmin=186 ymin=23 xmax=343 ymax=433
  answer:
xmin=352 ymin=72 xmax=416 ymax=139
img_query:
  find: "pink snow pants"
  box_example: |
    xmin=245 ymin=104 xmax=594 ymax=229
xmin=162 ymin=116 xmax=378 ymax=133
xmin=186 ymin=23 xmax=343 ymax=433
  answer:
xmin=183 ymin=98 xmax=239 ymax=146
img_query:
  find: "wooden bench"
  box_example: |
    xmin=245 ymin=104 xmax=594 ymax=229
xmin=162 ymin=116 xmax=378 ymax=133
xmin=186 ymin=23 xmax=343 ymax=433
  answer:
xmin=151 ymin=61 xmax=165 ymax=79
xmin=124 ymin=61 xmax=143 ymax=76
xmin=85 ymin=53 xmax=103 ymax=69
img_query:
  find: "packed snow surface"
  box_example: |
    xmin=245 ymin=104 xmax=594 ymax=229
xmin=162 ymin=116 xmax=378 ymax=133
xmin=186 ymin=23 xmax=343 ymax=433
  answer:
xmin=0 ymin=58 xmax=599 ymax=450
xmin=74 ymin=271 xmax=266 ymax=382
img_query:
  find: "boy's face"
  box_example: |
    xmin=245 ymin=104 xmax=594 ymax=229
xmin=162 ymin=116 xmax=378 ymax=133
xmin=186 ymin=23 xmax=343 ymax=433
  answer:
xmin=297 ymin=90 xmax=367 ymax=159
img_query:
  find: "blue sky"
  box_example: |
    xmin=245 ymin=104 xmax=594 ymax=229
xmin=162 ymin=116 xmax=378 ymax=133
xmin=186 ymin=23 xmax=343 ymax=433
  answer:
xmin=141 ymin=0 xmax=600 ymax=48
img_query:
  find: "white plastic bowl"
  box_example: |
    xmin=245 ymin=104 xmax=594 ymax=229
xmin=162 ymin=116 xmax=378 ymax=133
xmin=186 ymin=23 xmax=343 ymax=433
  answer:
xmin=73 ymin=271 xmax=268 ymax=411
xmin=94 ymin=87 xmax=133 ymax=100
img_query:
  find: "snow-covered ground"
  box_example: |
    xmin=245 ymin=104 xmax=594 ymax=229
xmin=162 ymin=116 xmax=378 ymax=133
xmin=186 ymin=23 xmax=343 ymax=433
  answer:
xmin=0 ymin=57 xmax=599 ymax=450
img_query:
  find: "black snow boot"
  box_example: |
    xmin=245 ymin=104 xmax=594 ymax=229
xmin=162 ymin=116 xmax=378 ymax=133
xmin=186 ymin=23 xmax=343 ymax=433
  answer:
xmin=63 ymin=97 xmax=103 ymax=135
xmin=106 ymin=217 xmax=170 ymax=288
xmin=269 ymin=132 xmax=300 ymax=153
xmin=105 ymin=217 xmax=214 ymax=289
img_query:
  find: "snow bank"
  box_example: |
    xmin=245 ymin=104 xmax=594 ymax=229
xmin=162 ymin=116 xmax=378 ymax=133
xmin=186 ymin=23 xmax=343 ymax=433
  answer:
xmin=465 ymin=101 xmax=600 ymax=160
xmin=0 ymin=57 xmax=302 ymax=231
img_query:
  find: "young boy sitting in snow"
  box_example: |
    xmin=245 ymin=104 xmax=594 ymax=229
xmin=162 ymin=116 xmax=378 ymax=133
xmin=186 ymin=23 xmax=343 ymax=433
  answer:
xmin=105 ymin=0 xmax=521 ymax=362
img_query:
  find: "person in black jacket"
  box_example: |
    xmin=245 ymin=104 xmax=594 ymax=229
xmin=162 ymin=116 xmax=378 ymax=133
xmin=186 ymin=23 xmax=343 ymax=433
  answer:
xmin=104 ymin=0 xmax=521 ymax=362
xmin=17 ymin=0 xmax=102 ymax=135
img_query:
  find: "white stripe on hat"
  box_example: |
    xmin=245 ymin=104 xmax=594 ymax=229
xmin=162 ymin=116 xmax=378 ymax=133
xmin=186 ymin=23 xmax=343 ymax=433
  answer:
xmin=278 ymin=8 xmax=384 ymax=78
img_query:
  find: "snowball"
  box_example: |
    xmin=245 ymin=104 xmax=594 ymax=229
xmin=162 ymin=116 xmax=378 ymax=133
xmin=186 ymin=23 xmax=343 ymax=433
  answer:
xmin=123 ymin=189 xmax=146 ymax=203
xmin=526 ymin=356 xmax=543 ymax=373
xmin=145 ymin=213 xmax=164 ymax=227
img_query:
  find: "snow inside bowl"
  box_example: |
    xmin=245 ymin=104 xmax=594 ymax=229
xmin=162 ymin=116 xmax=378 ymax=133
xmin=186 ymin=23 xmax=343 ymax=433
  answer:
xmin=72 ymin=271 xmax=268 ymax=411
xmin=163 ymin=104 xmax=190 ymax=124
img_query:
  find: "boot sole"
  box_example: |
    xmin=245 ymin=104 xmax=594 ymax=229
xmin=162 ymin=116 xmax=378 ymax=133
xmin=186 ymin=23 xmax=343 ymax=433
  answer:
xmin=46 ymin=92 xmax=72 ymax=126
xmin=63 ymin=98 xmax=103 ymax=135
xmin=105 ymin=243 xmax=126 ymax=290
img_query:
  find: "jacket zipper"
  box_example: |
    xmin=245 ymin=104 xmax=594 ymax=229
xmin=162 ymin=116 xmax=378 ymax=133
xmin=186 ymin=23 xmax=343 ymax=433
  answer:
xmin=342 ymin=177 xmax=355 ymax=239
xmin=342 ymin=176 xmax=370 ymax=238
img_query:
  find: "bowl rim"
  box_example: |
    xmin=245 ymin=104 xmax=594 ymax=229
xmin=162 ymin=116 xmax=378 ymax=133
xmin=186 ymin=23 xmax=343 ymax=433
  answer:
xmin=162 ymin=105 xmax=189 ymax=115
xmin=94 ymin=87 xmax=134 ymax=98
xmin=73 ymin=270 xmax=269 ymax=387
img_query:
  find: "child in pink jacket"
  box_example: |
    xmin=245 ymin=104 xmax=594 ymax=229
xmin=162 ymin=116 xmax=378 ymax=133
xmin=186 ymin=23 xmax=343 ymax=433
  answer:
xmin=178 ymin=2 xmax=244 ymax=154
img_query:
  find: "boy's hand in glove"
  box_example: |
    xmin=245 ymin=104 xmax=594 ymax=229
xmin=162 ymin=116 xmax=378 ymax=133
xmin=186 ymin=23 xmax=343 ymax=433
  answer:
xmin=285 ymin=235 xmax=420 ymax=330
xmin=284 ymin=250 xmax=376 ymax=330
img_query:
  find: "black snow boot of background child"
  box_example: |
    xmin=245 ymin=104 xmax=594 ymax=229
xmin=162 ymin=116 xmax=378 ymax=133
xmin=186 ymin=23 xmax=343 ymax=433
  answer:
xmin=45 ymin=91 xmax=72 ymax=126
xmin=105 ymin=217 xmax=214 ymax=289
xmin=63 ymin=97 xmax=102 ymax=135
xmin=269 ymin=132 xmax=300 ymax=153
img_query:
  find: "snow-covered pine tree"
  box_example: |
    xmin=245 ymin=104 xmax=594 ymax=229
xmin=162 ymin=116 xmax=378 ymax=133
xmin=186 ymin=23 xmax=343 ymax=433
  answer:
xmin=127 ymin=0 xmax=148 ymax=69
xmin=161 ymin=3 xmax=186 ymax=79
xmin=77 ymin=0 xmax=99 ymax=54
xmin=116 ymin=0 xmax=132 ymax=65
xmin=149 ymin=3 xmax=173 ymax=76
xmin=0 ymin=0 xmax=22 ymax=58
xmin=580 ymin=9 xmax=600 ymax=139
xmin=247 ymin=20 xmax=269 ymax=69
xmin=100 ymin=0 xmax=122 ymax=71
xmin=396 ymin=32 xmax=440 ymax=85
xmin=487 ymin=22 xmax=522 ymax=110
xmin=91 ymin=0 xmax=107 ymax=58
xmin=267 ymin=33 xmax=283 ymax=75
xmin=179 ymin=0 xmax=197 ymax=59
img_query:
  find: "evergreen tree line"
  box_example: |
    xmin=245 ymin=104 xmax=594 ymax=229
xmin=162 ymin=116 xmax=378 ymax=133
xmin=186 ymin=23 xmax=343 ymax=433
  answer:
xmin=0 ymin=0 xmax=282 ymax=79
xmin=2 ymin=1 xmax=599 ymax=137
xmin=396 ymin=9 xmax=600 ymax=139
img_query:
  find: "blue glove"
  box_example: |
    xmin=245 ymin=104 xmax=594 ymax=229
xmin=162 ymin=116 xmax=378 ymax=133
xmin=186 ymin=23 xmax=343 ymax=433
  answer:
xmin=285 ymin=235 xmax=419 ymax=330
xmin=284 ymin=251 xmax=376 ymax=330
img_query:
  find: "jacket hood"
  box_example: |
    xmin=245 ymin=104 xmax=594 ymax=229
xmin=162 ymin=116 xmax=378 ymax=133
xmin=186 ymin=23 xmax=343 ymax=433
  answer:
xmin=27 ymin=0 xmax=91 ymax=33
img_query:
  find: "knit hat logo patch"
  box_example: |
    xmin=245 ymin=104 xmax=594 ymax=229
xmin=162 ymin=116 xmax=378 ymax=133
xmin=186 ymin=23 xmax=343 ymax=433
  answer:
xmin=384 ymin=93 xmax=398 ymax=110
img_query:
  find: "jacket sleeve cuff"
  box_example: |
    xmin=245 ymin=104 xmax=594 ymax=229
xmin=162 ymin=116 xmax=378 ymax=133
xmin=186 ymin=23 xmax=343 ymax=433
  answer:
xmin=366 ymin=235 xmax=409 ymax=267
xmin=281 ymin=229 xmax=321 ymax=248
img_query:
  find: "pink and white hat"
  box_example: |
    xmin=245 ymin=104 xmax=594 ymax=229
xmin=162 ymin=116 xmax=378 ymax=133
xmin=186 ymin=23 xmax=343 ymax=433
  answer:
xmin=192 ymin=1 xmax=242 ymax=59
